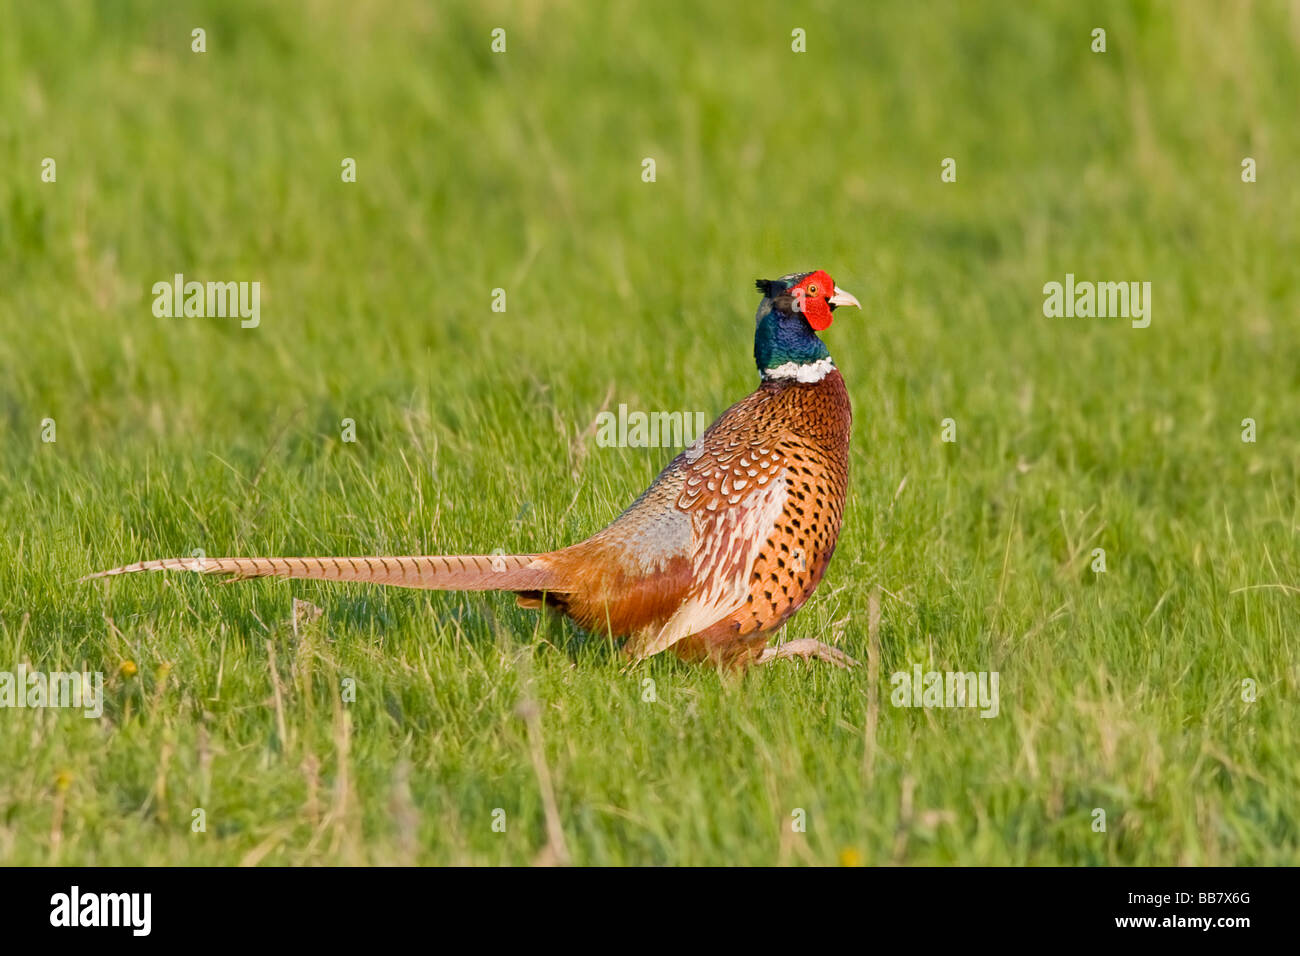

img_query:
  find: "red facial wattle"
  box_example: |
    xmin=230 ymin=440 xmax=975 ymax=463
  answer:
xmin=803 ymin=295 xmax=834 ymax=331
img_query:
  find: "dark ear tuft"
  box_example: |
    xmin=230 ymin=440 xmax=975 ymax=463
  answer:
xmin=755 ymin=279 xmax=784 ymax=298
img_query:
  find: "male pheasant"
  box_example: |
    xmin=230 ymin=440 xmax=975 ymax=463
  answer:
xmin=87 ymin=270 xmax=861 ymax=668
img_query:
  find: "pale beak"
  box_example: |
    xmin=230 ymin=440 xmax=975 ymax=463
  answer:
xmin=828 ymin=286 xmax=861 ymax=309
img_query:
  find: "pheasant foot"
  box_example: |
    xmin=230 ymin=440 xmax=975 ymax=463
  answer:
xmin=757 ymin=638 xmax=858 ymax=668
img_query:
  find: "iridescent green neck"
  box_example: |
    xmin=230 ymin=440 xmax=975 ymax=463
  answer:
xmin=754 ymin=306 xmax=831 ymax=377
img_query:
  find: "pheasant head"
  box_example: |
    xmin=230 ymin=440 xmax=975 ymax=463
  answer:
xmin=753 ymin=270 xmax=860 ymax=381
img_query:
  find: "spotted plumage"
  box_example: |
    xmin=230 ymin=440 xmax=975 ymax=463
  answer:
xmin=86 ymin=270 xmax=862 ymax=669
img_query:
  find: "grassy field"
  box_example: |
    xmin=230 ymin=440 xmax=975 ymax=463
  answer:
xmin=1 ymin=0 xmax=1298 ymax=865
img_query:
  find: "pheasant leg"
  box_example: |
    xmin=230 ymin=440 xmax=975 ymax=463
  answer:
xmin=757 ymin=638 xmax=858 ymax=668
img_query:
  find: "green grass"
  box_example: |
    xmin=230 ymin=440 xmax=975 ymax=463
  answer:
xmin=1 ymin=0 xmax=1298 ymax=865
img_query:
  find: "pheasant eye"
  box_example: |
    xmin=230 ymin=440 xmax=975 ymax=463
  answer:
xmin=807 ymin=284 xmax=818 ymax=295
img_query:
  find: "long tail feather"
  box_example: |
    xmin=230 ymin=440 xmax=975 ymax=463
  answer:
xmin=80 ymin=554 xmax=561 ymax=592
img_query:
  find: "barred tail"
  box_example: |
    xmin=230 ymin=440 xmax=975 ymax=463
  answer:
xmin=80 ymin=554 xmax=560 ymax=592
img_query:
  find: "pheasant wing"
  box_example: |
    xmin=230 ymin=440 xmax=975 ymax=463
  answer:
xmin=623 ymin=406 xmax=789 ymax=660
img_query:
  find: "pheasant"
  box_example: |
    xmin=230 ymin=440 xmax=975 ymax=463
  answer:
xmin=86 ymin=270 xmax=861 ymax=668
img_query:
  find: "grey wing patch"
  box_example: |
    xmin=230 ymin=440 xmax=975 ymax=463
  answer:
xmin=583 ymin=463 xmax=692 ymax=575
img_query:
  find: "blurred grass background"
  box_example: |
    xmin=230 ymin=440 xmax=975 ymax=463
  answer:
xmin=0 ymin=0 xmax=1297 ymax=864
